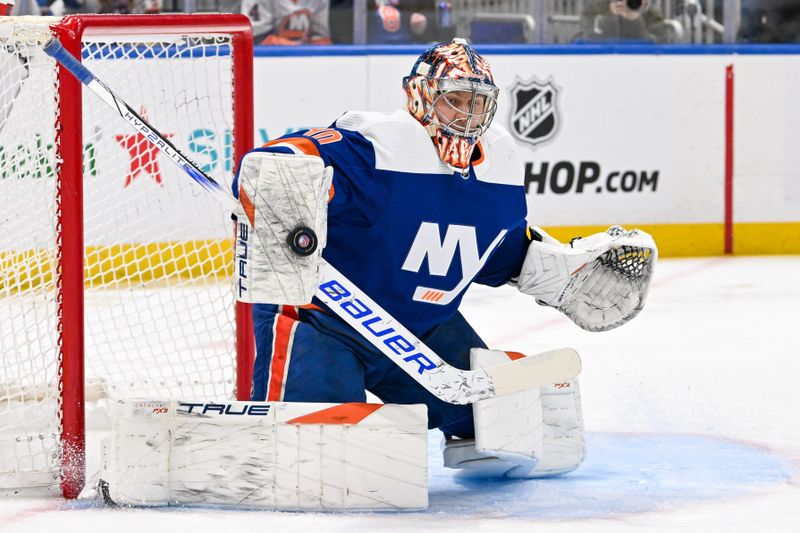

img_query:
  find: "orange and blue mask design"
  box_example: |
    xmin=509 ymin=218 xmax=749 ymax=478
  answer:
xmin=415 ymin=41 xmax=495 ymax=86
xmin=402 ymin=40 xmax=498 ymax=172
xmin=403 ymin=39 xmax=498 ymax=173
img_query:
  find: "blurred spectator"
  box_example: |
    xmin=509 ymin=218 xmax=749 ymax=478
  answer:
xmin=738 ymin=0 xmax=800 ymax=43
xmin=575 ymin=0 xmax=670 ymax=43
xmin=117 ymin=0 xmax=162 ymax=13
xmin=370 ymin=0 xmax=438 ymax=43
xmin=47 ymin=0 xmax=153 ymax=14
xmin=241 ymin=0 xmax=332 ymax=45
xmin=47 ymin=0 xmax=103 ymax=14
xmin=7 ymin=0 xmax=42 ymax=14
xmin=329 ymin=0 xmax=451 ymax=44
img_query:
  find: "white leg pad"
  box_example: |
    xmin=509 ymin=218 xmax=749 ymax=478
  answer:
xmin=442 ymin=348 xmax=585 ymax=478
xmin=536 ymin=380 xmax=586 ymax=476
xmin=234 ymin=151 xmax=333 ymax=305
xmin=100 ymin=400 xmax=428 ymax=510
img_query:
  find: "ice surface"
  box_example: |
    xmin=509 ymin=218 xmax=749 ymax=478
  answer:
xmin=1 ymin=257 xmax=798 ymax=532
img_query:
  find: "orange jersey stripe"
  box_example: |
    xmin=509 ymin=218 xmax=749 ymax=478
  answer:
xmin=298 ymin=303 xmax=325 ymax=313
xmin=266 ymin=310 xmax=298 ymax=401
xmin=262 ymin=136 xmax=320 ymax=157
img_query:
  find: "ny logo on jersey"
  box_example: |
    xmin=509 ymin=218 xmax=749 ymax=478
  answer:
xmin=402 ymin=223 xmax=507 ymax=305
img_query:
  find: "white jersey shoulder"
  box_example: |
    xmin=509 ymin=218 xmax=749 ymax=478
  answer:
xmin=335 ymin=109 xmax=524 ymax=186
xmin=473 ymin=123 xmax=525 ymax=187
xmin=335 ymin=109 xmax=453 ymax=175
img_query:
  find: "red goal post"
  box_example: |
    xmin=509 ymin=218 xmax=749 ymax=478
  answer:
xmin=0 ymin=14 xmax=254 ymax=499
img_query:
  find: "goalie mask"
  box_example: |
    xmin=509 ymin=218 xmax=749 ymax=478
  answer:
xmin=402 ymin=38 xmax=499 ymax=173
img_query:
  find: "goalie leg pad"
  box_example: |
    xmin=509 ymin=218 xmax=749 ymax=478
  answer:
xmin=535 ymin=379 xmax=586 ymax=477
xmin=234 ymin=151 xmax=333 ymax=305
xmin=442 ymin=348 xmax=585 ymax=479
xmin=100 ymin=400 xmax=428 ymax=511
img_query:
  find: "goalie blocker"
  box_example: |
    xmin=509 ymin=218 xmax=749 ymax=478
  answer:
xmin=234 ymin=150 xmax=333 ymax=305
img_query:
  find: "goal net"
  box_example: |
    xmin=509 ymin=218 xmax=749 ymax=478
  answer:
xmin=0 ymin=14 xmax=254 ymax=498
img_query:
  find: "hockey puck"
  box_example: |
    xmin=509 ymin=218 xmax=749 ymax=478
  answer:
xmin=287 ymin=226 xmax=318 ymax=256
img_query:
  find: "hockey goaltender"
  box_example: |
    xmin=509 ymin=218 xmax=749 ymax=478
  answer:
xmin=99 ymin=39 xmax=657 ymax=511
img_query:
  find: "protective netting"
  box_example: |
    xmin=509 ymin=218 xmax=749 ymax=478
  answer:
xmin=1 ymin=19 xmax=63 ymax=495
xmin=0 ymin=18 xmax=240 ymax=496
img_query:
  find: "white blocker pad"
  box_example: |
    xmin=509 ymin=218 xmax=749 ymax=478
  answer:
xmin=442 ymin=348 xmax=585 ymax=478
xmin=234 ymin=151 xmax=333 ymax=305
xmin=100 ymin=400 xmax=428 ymax=511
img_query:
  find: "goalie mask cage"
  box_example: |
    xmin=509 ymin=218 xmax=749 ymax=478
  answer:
xmin=0 ymin=14 xmax=254 ymax=498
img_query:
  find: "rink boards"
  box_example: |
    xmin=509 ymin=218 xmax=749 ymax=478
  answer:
xmin=3 ymin=45 xmax=796 ymax=264
xmin=252 ymin=45 xmax=800 ymax=257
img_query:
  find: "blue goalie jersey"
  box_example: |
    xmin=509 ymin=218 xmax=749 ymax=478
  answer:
xmin=249 ymin=109 xmax=530 ymax=336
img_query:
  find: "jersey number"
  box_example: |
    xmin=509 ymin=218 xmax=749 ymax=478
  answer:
xmin=304 ymin=128 xmax=342 ymax=145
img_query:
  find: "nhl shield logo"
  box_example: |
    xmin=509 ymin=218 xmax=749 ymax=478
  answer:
xmin=508 ymin=78 xmax=560 ymax=147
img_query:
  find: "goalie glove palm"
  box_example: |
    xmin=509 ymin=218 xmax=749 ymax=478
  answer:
xmin=516 ymin=226 xmax=657 ymax=332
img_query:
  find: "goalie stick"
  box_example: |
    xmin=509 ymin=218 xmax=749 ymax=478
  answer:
xmin=42 ymin=38 xmax=236 ymax=209
xmin=44 ymin=38 xmax=581 ymax=405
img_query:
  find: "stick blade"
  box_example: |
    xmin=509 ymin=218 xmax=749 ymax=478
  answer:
xmin=488 ymin=347 xmax=581 ymax=397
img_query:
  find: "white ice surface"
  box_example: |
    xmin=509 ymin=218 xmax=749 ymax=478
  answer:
xmin=1 ymin=256 xmax=799 ymax=532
